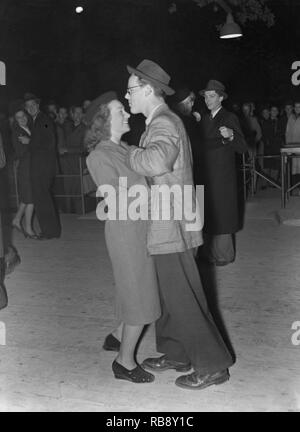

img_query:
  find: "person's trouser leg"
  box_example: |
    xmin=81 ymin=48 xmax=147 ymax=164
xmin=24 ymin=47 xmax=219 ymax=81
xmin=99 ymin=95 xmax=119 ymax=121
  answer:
xmin=155 ymin=285 xmax=190 ymax=364
xmin=209 ymin=233 xmax=235 ymax=264
xmin=31 ymin=166 xmax=61 ymax=238
xmin=154 ymin=250 xmax=233 ymax=375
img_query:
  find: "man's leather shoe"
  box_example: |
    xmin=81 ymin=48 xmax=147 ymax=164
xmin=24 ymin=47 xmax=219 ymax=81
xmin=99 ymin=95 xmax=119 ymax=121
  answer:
xmin=103 ymin=333 xmax=120 ymax=352
xmin=175 ymin=369 xmax=229 ymax=390
xmin=142 ymin=355 xmax=191 ymax=373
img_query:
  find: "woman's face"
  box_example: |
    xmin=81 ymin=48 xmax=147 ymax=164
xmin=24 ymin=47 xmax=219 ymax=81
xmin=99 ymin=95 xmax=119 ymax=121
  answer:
xmin=15 ymin=110 xmax=28 ymax=128
xmin=108 ymin=100 xmax=130 ymax=137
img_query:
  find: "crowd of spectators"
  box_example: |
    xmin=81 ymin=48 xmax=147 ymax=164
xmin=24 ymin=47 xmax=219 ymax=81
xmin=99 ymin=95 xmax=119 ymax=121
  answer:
xmin=1 ymin=94 xmax=300 ymax=218
xmin=230 ymin=100 xmax=300 ymax=193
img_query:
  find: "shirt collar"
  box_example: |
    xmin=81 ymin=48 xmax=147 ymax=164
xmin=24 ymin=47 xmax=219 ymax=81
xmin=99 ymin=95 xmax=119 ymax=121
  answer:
xmin=211 ymin=106 xmax=222 ymax=118
xmin=20 ymin=125 xmax=31 ymax=135
xmin=145 ymin=103 xmax=165 ymax=125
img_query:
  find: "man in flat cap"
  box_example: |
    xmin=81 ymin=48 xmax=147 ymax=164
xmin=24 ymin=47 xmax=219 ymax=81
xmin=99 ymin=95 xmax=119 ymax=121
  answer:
xmin=24 ymin=93 xmax=61 ymax=239
xmin=120 ymin=60 xmax=234 ymax=390
xmin=198 ymin=80 xmax=247 ymax=266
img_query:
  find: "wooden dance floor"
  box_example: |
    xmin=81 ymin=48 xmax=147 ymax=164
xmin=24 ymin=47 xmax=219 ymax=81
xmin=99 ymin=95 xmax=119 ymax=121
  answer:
xmin=0 ymin=190 xmax=299 ymax=411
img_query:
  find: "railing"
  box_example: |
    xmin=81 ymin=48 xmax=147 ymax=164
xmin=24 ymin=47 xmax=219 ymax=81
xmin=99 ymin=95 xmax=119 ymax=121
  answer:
xmin=241 ymin=153 xmax=282 ymax=198
xmin=54 ymin=152 xmax=97 ymax=215
xmin=9 ymin=154 xmax=97 ymax=215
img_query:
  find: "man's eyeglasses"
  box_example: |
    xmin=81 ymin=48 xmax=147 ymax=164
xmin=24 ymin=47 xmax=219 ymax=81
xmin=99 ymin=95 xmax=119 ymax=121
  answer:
xmin=126 ymin=85 xmax=142 ymax=96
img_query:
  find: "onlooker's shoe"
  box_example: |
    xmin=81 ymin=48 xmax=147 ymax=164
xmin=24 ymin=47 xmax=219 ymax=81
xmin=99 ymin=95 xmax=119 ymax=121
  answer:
xmin=5 ymin=246 xmax=21 ymax=275
xmin=175 ymin=369 xmax=229 ymax=390
xmin=103 ymin=333 xmax=121 ymax=351
xmin=142 ymin=355 xmax=191 ymax=373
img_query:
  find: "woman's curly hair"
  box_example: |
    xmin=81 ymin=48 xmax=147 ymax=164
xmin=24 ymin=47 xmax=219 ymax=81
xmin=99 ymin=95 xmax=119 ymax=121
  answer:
xmin=84 ymin=104 xmax=111 ymax=152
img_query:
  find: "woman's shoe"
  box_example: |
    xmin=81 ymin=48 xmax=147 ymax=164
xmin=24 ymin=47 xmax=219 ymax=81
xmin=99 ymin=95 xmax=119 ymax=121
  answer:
xmin=23 ymin=229 xmax=40 ymax=240
xmin=12 ymin=223 xmax=30 ymax=239
xmin=112 ymin=360 xmax=155 ymax=383
xmin=12 ymin=223 xmax=25 ymax=235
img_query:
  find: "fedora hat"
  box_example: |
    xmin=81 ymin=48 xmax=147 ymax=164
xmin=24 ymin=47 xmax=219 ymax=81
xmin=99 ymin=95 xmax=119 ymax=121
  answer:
xmin=127 ymin=59 xmax=175 ymax=96
xmin=199 ymin=80 xmax=227 ymax=100
xmin=23 ymin=92 xmax=41 ymax=104
xmin=174 ymin=87 xmax=194 ymax=104
xmin=84 ymin=91 xmax=117 ymax=125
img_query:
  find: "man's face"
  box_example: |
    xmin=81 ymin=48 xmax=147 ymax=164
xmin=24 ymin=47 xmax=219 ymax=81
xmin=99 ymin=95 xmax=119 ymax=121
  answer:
xmin=83 ymin=100 xmax=91 ymax=111
xmin=48 ymin=104 xmax=57 ymax=114
xmin=285 ymin=104 xmax=293 ymax=117
xmin=270 ymin=106 xmax=279 ymax=119
xmin=242 ymin=104 xmax=251 ymax=116
xmin=294 ymin=103 xmax=300 ymax=115
xmin=58 ymin=107 xmax=68 ymax=122
xmin=262 ymin=109 xmax=269 ymax=120
xmin=108 ymin=100 xmax=130 ymax=137
xmin=72 ymin=107 xmax=83 ymax=124
xmin=204 ymin=91 xmax=223 ymax=112
xmin=25 ymin=100 xmax=39 ymax=118
xmin=125 ymin=74 xmax=145 ymax=114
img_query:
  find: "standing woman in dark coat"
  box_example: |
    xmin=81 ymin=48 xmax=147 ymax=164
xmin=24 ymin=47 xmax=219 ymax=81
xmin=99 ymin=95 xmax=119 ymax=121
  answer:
xmin=24 ymin=93 xmax=61 ymax=239
xmin=198 ymin=80 xmax=247 ymax=265
xmin=11 ymin=105 xmax=38 ymax=239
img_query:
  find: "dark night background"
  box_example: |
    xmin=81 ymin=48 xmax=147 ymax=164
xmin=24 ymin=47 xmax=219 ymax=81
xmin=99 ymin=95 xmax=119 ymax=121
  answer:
xmin=0 ymin=0 xmax=300 ymax=111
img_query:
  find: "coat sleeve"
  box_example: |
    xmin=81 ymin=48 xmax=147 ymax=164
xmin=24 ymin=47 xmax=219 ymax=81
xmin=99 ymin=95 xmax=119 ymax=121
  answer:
xmin=126 ymin=116 xmax=180 ymax=177
xmin=224 ymin=113 xmax=248 ymax=154
xmin=86 ymin=151 xmax=119 ymax=195
xmin=11 ymin=127 xmax=30 ymax=160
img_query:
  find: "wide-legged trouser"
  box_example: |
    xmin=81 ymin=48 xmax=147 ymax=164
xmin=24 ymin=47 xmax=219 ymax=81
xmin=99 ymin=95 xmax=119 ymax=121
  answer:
xmin=31 ymin=156 xmax=61 ymax=238
xmin=154 ymin=249 xmax=234 ymax=375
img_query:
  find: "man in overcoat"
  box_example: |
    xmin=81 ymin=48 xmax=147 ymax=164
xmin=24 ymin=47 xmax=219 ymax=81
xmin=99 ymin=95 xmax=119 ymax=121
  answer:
xmin=24 ymin=93 xmax=61 ymax=239
xmin=198 ymin=80 xmax=247 ymax=265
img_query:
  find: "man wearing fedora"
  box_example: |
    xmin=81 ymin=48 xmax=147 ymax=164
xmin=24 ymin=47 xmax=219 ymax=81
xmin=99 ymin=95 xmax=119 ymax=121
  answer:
xmin=120 ymin=60 xmax=233 ymax=390
xmin=24 ymin=93 xmax=61 ymax=239
xmin=198 ymin=80 xmax=247 ymax=266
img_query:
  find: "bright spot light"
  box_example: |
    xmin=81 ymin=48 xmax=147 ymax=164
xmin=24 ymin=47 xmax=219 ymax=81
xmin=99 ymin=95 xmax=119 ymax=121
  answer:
xmin=75 ymin=6 xmax=84 ymax=14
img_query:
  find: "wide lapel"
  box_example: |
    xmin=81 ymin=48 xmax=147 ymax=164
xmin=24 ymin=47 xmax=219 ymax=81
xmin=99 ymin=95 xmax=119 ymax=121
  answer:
xmin=140 ymin=103 xmax=169 ymax=148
